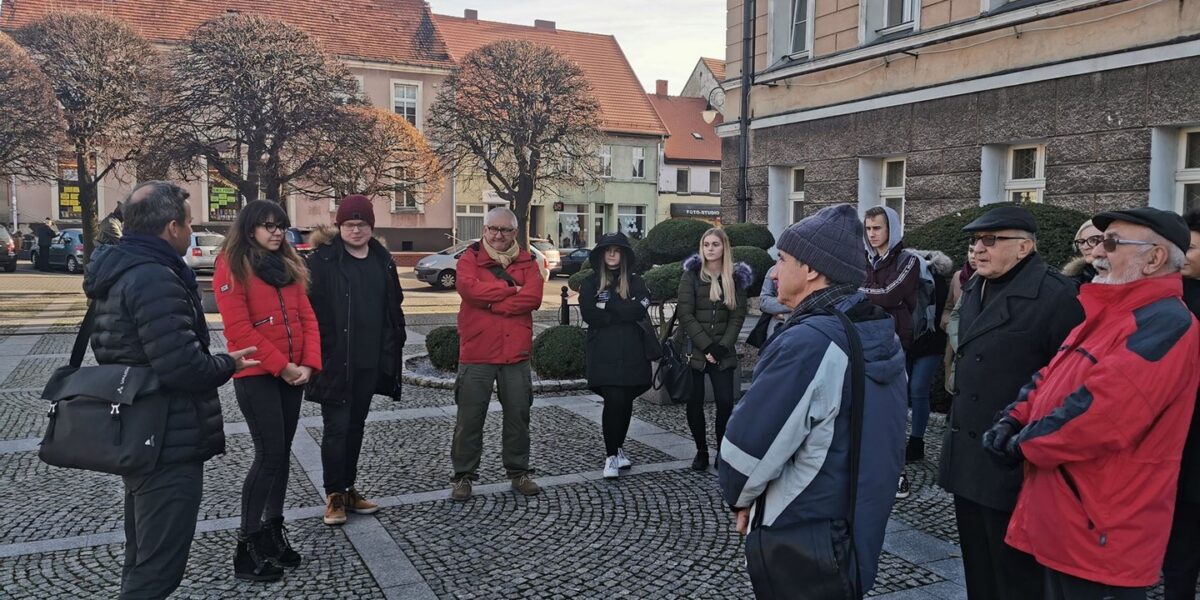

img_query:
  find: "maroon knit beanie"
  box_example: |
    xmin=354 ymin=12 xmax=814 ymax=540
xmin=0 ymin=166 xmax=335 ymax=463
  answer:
xmin=335 ymin=194 xmax=375 ymax=228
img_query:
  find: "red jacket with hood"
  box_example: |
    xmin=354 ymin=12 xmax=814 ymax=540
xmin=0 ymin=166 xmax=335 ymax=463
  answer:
xmin=1002 ymin=274 xmax=1199 ymax=587
xmin=456 ymin=241 xmax=545 ymax=365
xmin=213 ymin=255 xmax=322 ymax=379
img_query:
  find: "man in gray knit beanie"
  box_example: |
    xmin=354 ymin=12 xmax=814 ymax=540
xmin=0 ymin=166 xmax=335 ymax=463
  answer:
xmin=774 ymin=204 xmax=868 ymax=304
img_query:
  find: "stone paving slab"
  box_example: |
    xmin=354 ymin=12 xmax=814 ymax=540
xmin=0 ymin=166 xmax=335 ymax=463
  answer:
xmin=0 ymin=391 xmax=50 ymax=441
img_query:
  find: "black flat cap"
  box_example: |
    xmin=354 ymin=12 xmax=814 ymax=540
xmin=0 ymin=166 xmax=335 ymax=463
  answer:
xmin=1093 ymin=207 xmax=1190 ymax=253
xmin=962 ymin=205 xmax=1038 ymax=233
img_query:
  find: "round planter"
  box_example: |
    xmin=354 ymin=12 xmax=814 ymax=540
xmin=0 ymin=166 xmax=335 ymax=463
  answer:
xmin=402 ymin=352 xmax=589 ymax=393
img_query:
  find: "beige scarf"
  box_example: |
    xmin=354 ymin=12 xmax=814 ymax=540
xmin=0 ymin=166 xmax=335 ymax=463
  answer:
xmin=483 ymin=239 xmax=520 ymax=269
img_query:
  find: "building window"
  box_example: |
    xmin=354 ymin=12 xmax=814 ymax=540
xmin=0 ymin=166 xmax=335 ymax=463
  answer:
xmin=456 ymin=204 xmax=485 ymax=241
xmin=881 ymin=158 xmax=905 ymax=226
xmin=1177 ymin=128 xmax=1200 ymax=213
xmin=557 ymin=203 xmax=590 ymax=249
xmin=632 ymin=147 xmax=645 ymax=179
xmin=790 ymin=0 xmax=810 ymax=55
xmin=600 ymin=145 xmax=612 ymax=178
xmin=618 ymin=205 xmax=647 ymax=240
xmin=593 ymin=204 xmax=608 ymax=246
xmin=709 ymin=170 xmax=721 ymax=195
xmin=862 ymin=0 xmax=919 ymax=45
xmin=391 ymin=168 xmax=418 ymax=212
xmin=1004 ymin=144 xmax=1045 ymax=203
xmin=772 ymin=0 xmax=814 ymax=61
xmin=790 ymin=167 xmax=805 ymax=223
xmin=391 ymin=81 xmax=419 ymax=127
xmin=676 ymin=168 xmax=690 ymax=194
xmin=883 ymin=0 xmax=915 ymax=30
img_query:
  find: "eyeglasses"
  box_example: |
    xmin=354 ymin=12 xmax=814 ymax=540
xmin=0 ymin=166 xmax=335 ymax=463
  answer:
xmin=485 ymin=225 xmax=516 ymax=235
xmin=1073 ymin=235 xmax=1103 ymax=251
xmin=965 ymin=234 xmax=1030 ymax=247
xmin=1100 ymin=236 xmax=1156 ymax=253
xmin=258 ymin=222 xmax=287 ymax=233
xmin=340 ymin=222 xmax=370 ymax=232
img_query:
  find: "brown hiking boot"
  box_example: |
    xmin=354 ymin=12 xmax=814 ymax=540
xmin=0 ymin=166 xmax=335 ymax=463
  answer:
xmin=510 ymin=474 xmax=541 ymax=496
xmin=323 ymin=492 xmax=347 ymax=526
xmin=450 ymin=478 xmax=472 ymax=502
xmin=346 ymin=488 xmax=380 ymax=515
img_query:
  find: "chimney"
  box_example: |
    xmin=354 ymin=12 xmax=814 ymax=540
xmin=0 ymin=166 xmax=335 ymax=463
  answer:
xmin=655 ymin=80 xmax=668 ymax=97
xmin=534 ymin=19 xmax=556 ymax=30
xmin=464 ymin=9 xmax=477 ymax=20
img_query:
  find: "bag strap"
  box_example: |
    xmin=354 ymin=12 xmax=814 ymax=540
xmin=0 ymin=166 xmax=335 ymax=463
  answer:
xmin=830 ymin=308 xmax=866 ymax=599
xmin=488 ymin=264 xmax=517 ymax=286
xmin=70 ymin=301 xmax=98 ymax=369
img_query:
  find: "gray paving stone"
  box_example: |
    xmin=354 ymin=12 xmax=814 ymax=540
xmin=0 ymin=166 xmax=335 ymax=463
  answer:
xmin=0 ymin=391 xmax=49 ymax=441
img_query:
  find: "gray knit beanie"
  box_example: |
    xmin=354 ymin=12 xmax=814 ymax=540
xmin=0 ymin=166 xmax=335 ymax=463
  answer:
xmin=776 ymin=204 xmax=867 ymax=285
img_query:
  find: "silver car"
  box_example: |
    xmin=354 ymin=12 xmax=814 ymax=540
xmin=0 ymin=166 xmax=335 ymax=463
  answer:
xmin=184 ymin=231 xmax=225 ymax=273
xmin=415 ymin=239 xmax=550 ymax=290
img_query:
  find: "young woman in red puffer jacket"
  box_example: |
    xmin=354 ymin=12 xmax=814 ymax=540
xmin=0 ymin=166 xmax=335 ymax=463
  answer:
xmin=213 ymin=200 xmax=320 ymax=583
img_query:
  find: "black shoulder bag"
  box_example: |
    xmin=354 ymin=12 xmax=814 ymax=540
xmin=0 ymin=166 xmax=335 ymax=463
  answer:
xmin=38 ymin=303 xmax=170 ymax=476
xmin=743 ymin=308 xmax=866 ymax=600
xmin=652 ymin=274 xmax=700 ymax=403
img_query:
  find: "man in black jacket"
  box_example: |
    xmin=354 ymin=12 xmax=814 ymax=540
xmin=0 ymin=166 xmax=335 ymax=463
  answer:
xmin=305 ymin=195 xmax=406 ymax=526
xmin=937 ymin=205 xmax=1084 ymax=600
xmin=83 ymin=181 xmax=257 ymax=599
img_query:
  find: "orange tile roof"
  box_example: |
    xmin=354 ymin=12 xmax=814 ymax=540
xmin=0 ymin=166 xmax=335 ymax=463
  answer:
xmin=0 ymin=0 xmax=454 ymax=69
xmin=701 ymin=57 xmax=726 ymax=82
xmin=646 ymin=94 xmax=721 ymax=163
xmin=433 ymin=14 xmax=667 ymax=137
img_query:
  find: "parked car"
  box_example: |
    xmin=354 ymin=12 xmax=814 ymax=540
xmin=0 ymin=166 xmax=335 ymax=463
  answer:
xmin=286 ymin=227 xmax=313 ymax=257
xmin=415 ymin=239 xmax=551 ymax=290
xmin=0 ymin=226 xmax=17 ymax=272
xmin=18 ymin=232 xmax=35 ymax=261
xmin=29 ymin=228 xmax=85 ymax=273
xmin=529 ymin=238 xmax=561 ymax=273
xmin=183 ymin=231 xmax=225 ymax=273
xmin=551 ymin=247 xmax=590 ymax=277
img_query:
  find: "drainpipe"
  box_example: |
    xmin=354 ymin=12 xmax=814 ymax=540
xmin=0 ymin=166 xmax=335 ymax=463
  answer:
xmin=10 ymin=175 xmax=17 ymax=232
xmin=737 ymin=0 xmax=756 ymax=223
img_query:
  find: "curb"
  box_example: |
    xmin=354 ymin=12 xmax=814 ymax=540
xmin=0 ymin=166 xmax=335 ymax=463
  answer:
xmin=401 ymin=352 xmax=589 ymax=393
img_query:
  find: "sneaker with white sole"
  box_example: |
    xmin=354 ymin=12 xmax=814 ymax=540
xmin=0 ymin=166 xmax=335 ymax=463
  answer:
xmin=895 ymin=473 xmax=911 ymax=499
xmin=616 ymin=448 xmax=632 ymax=470
xmin=603 ymin=456 xmax=620 ymax=479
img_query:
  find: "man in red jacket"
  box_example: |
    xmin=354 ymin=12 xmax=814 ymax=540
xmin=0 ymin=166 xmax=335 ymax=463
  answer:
xmin=985 ymin=207 xmax=1200 ymax=600
xmin=450 ymin=207 xmax=546 ymax=501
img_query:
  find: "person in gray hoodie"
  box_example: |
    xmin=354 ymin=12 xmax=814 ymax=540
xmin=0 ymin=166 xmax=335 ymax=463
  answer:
xmin=719 ymin=204 xmax=907 ymax=599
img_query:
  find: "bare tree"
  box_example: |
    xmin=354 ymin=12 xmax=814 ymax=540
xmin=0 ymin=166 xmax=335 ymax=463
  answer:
xmin=15 ymin=12 xmax=167 ymax=259
xmin=163 ymin=14 xmax=359 ymax=204
xmin=0 ymin=32 xmax=64 ymax=182
xmin=291 ymin=106 xmax=444 ymax=205
xmin=427 ymin=40 xmax=603 ymax=245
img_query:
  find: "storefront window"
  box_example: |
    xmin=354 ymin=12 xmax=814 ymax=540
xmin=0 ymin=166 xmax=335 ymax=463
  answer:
xmin=617 ymin=205 xmax=646 ymax=240
xmin=556 ymin=203 xmax=590 ymax=249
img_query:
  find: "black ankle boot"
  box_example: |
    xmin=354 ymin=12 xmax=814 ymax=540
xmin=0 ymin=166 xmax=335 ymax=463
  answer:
xmin=260 ymin=517 xmax=302 ymax=568
xmin=691 ymin=450 xmax=710 ymax=471
xmin=234 ymin=530 xmax=284 ymax=582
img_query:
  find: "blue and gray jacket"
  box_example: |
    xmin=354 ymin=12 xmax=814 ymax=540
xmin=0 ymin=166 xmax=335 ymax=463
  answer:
xmin=718 ymin=291 xmax=907 ymax=590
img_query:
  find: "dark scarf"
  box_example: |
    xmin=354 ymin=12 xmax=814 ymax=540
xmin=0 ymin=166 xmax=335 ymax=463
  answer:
xmin=251 ymin=251 xmax=293 ymax=288
xmin=958 ymin=263 xmax=976 ymax=287
xmin=121 ymin=232 xmax=208 ymax=346
xmin=795 ymin=283 xmax=858 ymax=318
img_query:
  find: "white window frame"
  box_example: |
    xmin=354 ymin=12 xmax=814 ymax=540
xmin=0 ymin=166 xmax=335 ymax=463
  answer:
xmin=600 ymin=145 xmax=612 ymax=178
xmin=769 ymin=0 xmax=816 ymax=62
xmin=880 ymin=157 xmax=906 ymax=227
xmin=709 ymin=170 xmax=722 ymax=195
xmin=676 ymin=168 xmax=691 ymax=194
xmin=880 ymin=0 xmax=917 ymax=33
xmin=790 ymin=167 xmax=806 ymax=223
xmin=632 ymin=147 xmax=645 ymax=179
xmin=861 ymin=0 xmax=921 ymax=46
xmin=788 ymin=0 xmax=815 ymax=57
xmin=390 ymin=79 xmax=422 ymax=129
xmin=1004 ymin=144 xmax=1046 ymax=204
xmin=390 ymin=167 xmax=422 ymax=213
xmin=1175 ymin=127 xmax=1200 ymax=214
xmin=616 ymin=204 xmax=647 ymax=240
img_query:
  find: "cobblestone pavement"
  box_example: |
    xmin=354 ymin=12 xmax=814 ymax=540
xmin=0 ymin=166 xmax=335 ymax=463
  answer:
xmin=1 ymin=303 xmax=1189 ymax=599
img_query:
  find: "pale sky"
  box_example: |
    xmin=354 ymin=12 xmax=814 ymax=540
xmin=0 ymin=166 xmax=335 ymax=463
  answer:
xmin=427 ymin=0 xmax=727 ymax=95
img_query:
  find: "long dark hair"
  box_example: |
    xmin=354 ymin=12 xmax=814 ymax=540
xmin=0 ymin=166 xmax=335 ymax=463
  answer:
xmin=220 ymin=200 xmax=309 ymax=288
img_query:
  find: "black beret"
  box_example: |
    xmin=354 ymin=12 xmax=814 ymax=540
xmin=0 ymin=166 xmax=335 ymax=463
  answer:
xmin=962 ymin=205 xmax=1038 ymax=234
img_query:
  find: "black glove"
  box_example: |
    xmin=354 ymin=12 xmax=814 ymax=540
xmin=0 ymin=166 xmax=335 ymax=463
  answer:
xmin=982 ymin=417 xmax=1023 ymax=465
xmin=705 ymin=344 xmax=729 ymax=360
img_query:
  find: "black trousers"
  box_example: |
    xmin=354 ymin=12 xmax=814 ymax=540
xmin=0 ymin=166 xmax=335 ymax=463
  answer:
xmin=234 ymin=375 xmax=302 ymax=535
xmin=1163 ymin=494 xmax=1200 ymax=600
xmin=598 ymin=385 xmax=639 ymax=457
xmin=686 ymin=364 xmax=736 ymax=453
xmin=953 ymin=495 xmax=1045 ymax=600
xmin=320 ymin=369 xmax=378 ymax=495
xmin=119 ymin=462 xmax=204 ymax=600
xmin=1044 ymin=569 xmax=1145 ymax=600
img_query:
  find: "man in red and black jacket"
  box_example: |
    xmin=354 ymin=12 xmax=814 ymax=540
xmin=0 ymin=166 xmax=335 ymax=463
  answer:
xmin=449 ymin=207 xmax=545 ymax=502
xmin=986 ymin=207 xmax=1200 ymax=600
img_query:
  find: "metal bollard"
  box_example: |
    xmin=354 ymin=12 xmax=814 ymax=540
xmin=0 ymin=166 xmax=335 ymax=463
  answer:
xmin=560 ymin=286 xmax=570 ymax=325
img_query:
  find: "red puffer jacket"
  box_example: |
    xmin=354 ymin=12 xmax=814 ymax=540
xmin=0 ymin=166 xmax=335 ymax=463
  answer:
xmin=1002 ymin=275 xmax=1199 ymax=587
xmin=456 ymin=242 xmax=545 ymax=365
xmin=213 ymin=255 xmax=322 ymax=379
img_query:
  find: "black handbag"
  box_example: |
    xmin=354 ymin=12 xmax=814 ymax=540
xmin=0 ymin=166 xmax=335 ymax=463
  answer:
xmin=744 ymin=308 xmax=866 ymax=600
xmin=652 ymin=309 xmax=693 ymax=403
xmin=746 ymin=312 xmax=774 ymax=349
xmin=38 ymin=303 xmax=170 ymax=476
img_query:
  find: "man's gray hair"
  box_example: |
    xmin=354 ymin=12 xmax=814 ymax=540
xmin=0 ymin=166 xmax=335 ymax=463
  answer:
xmin=1163 ymin=236 xmax=1187 ymax=272
xmin=123 ymin=181 xmax=190 ymax=235
xmin=485 ymin=206 xmax=518 ymax=229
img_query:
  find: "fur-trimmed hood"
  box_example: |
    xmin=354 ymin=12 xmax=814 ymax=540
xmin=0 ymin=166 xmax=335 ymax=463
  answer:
xmin=905 ymin=249 xmax=954 ymax=277
xmin=307 ymin=224 xmax=389 ymax=251
xmin=683 ymin=253 xmax=754 ymax=289
xmin=1061 ymin=256 xmax=1098 ymax=282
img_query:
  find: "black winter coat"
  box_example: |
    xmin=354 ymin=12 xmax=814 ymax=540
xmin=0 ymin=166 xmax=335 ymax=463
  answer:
xmin=580 ymin=233 xmax=653 ymax=394
xmin=305 ymin=232 xmax=406 ymax=404
xmin=1180 ymin=278 xmax=1200 ymax=503
xmin=82 ymin=244 xmax=234 ymax=466
xmin=938 ymin=253 xmax=1084 ymax=512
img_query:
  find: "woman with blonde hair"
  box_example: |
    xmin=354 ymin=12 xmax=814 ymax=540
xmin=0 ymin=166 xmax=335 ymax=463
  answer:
xmin=214 ymin=200 xmax=321 ymax=581
xmin=677 ymin=227 xmax=751 ymax=470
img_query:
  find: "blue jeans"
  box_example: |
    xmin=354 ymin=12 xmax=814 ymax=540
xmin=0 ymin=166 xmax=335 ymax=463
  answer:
xmin=908 ymin=354 xmax=939 ymax=439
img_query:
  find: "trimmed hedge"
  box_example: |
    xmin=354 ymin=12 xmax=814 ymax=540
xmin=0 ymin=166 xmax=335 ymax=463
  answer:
xmin=643 ymin=261 xmax=684 ymax=303
xmin=905 ymin=202 xmax=1092 ymax=271
xmin=531 ymin=325 xmax=586 ymax=379
xmin=425 ymin=326 xmax=459 ymax=371
xmin=642 ymin=218 xmax=711 ymax=265
xmin=731 ymin=246 xmax=773 ymax=297
xmin=567 ymin=265 xmax=591 ymax=292
xmin=726 ymin=222 xmax=775 ymax=250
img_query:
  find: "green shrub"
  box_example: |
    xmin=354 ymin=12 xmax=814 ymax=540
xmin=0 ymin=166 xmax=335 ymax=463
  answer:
xmin=631 ymin=237 xmax=655 ymax=273
xmin=731 ymin=246 xmax=774 ymax=297
xmin=725 ymin=222 xmax=775 ymax=250
xmin=531 ymin=325 xmax=586 ymax=379
xmin=425 ymin=326 xmax=459 ymax=371
xmin=905 ymin=202 xmax=1091 ymax=271
xmin=642 ymin=219 xmax=711 ymax=265
xmin=567 ymin=265 xmax=592 ymax=292
xmin=643 ymin=261 xmax=684 ymax=303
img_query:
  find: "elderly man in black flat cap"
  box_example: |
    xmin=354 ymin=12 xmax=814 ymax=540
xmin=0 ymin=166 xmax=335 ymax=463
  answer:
xmin=938 ymin=204 xmax=1085 ymax=600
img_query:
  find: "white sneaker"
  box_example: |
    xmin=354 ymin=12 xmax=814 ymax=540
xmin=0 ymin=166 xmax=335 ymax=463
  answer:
xmin=603 ymin=456 xmax=620 ymax=479
xmin=616 ymin=448 xmax=632 ymax=470
xmin=895 ymin=473 xmax=911 ymax=499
